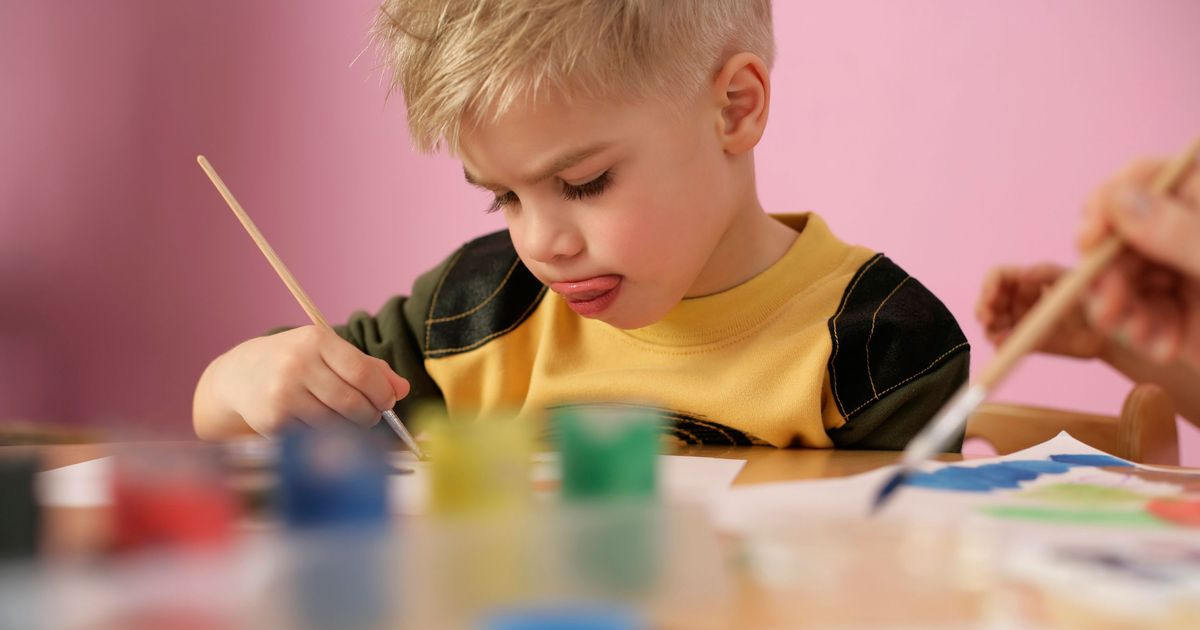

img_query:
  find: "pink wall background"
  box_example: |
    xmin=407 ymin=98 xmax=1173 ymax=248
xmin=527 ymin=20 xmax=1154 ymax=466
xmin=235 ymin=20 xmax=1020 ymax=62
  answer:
xmin=3 ymin=1 xmax=1198 ymax=461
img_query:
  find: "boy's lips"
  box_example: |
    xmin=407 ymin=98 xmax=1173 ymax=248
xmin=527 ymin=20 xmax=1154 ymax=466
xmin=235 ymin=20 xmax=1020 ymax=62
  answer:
xmin=550 ymin=275 xmax=622 ymax=315
xmin=550 ymin=275 xmax=622 ymax=300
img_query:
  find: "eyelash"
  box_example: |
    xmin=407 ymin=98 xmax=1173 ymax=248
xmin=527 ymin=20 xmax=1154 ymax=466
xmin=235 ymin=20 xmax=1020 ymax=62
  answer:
xmin=484 ymin=171 xmax=613 ymax=214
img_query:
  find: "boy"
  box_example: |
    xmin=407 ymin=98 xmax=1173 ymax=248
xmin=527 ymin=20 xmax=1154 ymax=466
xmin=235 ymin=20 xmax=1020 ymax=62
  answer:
xmin=193 ymin=0 xmax=969 ymax=449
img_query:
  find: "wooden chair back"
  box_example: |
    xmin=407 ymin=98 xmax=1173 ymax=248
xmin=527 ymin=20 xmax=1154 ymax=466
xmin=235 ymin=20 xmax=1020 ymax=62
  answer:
xmin=964 ymin=383 xmax=1179 ymax=465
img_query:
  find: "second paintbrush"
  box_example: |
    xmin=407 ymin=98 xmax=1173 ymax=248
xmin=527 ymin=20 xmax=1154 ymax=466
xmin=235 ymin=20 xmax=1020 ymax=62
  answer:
xmin=872 ymin=137 xmax=1200 ymax=512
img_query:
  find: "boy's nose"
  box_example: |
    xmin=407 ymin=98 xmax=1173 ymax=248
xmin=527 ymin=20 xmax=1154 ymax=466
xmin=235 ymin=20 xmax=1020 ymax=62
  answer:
xmin=518 ymin=208 xmax=584 ymax=264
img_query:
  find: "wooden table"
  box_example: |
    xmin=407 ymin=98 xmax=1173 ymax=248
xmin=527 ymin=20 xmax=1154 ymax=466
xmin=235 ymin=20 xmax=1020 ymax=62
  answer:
xmin=676 ymin=443 xmax=962 ymax=485
xmin=7 ymin=441 xmax=960 ymax=482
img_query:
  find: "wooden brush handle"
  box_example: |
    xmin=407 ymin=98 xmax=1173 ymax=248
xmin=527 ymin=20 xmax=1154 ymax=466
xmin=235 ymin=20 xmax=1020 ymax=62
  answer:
xmin=196 ymin=155 xmax=332 ymax=330
xmin=197 ymin=155 xmax=426 ymax=458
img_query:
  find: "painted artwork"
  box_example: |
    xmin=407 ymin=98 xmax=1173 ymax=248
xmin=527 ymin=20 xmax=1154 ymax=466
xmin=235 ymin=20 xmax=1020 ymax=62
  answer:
xmin=715 ymin=433 xmax=1200 ymax=621
xmin=903 ymin=449 xmax=1200 ymax=529
xmin=715 ymin=432 xmax=1200 ymax=536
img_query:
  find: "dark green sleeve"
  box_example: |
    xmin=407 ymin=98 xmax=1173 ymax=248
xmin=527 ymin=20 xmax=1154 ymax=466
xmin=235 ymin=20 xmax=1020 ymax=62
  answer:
xmin=827 ymin=351 xmax=969 ymax=451
xmin=824 ymin=253 xmax=971 ymax=452
xmin=331 ymin=252 xmax=458 ymax=421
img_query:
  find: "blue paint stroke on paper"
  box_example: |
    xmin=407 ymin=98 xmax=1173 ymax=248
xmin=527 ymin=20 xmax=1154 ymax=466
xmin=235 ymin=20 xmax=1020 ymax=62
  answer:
xmin=1049 ymin=454 xmax=1132 ymax=468
xmin=903 ymin=454 xmax=1131 ymax=493
xmin=995 ymin=460 xmax=1075 ymax=475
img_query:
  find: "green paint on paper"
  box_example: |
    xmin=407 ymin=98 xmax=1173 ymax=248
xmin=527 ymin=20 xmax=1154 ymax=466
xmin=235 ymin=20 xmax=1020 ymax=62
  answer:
xmin=980 ymin=505 xmax=1164 ymax=528
xmin=1018 ymin=483 xmax=1150 ymax=505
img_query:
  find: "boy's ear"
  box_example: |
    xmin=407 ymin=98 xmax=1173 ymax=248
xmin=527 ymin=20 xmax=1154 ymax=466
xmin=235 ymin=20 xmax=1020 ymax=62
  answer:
xmin=711 ymin=52 xmax=770 ymax=155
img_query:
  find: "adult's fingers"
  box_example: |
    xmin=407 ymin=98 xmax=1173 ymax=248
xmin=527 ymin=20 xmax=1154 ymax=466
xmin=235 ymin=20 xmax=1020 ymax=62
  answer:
xmin=1122 ymin=295 xmax=1183 ymax=364
xmin=1180 ymin=293 xmax=1200 ymax=366
xmin=1087 ymin=263 xmax=1136 ymax=335
xmin=1105 ymin=190 xmax=1200 ymax=279
xmin=976 ymin=267 xmax=1010 ymax=326
xmin=1078 ymin=159 xmax=1167 ymax=252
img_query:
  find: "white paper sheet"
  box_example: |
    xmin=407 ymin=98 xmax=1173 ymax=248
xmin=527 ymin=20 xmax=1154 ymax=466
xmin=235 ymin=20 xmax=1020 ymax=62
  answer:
xmin=713 ymin=432 xmax=1200 ymax=544
xmin=36 ymin=456 xmax=114 ymax=508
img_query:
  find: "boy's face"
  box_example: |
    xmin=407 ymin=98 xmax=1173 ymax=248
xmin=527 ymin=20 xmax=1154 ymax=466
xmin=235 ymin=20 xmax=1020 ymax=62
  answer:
xmin=459 ymin=93 xmax=746 ymax=329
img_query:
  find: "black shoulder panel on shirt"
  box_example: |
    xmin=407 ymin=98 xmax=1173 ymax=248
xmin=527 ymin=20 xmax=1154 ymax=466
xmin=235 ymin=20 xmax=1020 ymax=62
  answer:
xmin=422 ymin=230 xmax=546 ymax=358
xmin=826 ymin=254 xmax=970 ymax=421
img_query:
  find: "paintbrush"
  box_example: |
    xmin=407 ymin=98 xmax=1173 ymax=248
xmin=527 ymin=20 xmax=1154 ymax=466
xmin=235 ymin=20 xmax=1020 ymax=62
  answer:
xmin=872 ymin=138 xmax=1200 ymax=512
xmin=196 ymin=155 xmax=425 ymax=460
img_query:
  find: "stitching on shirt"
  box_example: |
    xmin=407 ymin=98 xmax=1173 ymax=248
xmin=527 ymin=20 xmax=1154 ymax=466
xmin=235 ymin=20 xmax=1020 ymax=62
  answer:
xmin=845 ymin=341 xmax=970 ymax=418
xmin=865 ymin=275 xmax=910 ymax=398
xmin=678 ymin=416 xmax=737 ymax=444
xmin=425 ymin=256 xmax=521 ymax=324
xmin=426 ymin=286 xmax=548 ymax=356
xmin=424 ymin=247 xmax=465 ymax=352
xmin=828 ymin=253 xmax=883 ymax=415
xmin=666 ymin=426 xmax=703 ymax=445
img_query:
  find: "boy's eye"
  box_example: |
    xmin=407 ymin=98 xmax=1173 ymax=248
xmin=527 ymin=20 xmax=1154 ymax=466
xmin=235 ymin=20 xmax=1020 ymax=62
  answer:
xmin=485 ymin=191 xmax=519 ymax=214
xmin=482 ymin=171 xmax=611 ymax=213
xmin=561 ymin=171 xmax=612 ymax=202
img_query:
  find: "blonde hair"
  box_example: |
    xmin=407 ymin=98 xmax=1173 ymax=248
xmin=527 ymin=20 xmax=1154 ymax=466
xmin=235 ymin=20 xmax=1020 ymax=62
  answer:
xmin=373 ymin=0 xmax=774 ymax=152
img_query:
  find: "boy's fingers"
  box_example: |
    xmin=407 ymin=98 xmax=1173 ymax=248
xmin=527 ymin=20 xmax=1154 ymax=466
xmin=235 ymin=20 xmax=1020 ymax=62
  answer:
xmin=304 ymin=365 xmax=381 ymax=427
xmin=376 ymin=360 xmax=411 ymax=401
xmin=292 ymin=390 xmax=345 ymax=431
xmin=319 ymin=335 xmax=399 ymax=412
xmin=975 ymin=271 xmax=1003 ymax=323
xmin=977 ymin=267 xmax=1023 ymax=322
xmin=990 ymin=313 xmax=1012 ymax=333
xmin=1013 ymin=270 xmax=1042 ymax=308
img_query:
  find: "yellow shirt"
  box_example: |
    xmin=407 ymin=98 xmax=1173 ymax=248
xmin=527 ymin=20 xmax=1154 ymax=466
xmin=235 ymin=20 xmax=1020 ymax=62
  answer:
xmin=338 ymin=213 xmax=970 ymax=449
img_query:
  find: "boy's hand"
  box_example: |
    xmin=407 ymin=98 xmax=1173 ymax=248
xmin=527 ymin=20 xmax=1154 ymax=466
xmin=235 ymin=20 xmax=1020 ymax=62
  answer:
xmin=976 ymin=263 xmax=1108 ymax=359
xmin=1078 ymin=157 xmax=1200 ymax=366
xmin=210 ymin=325 xmax=410 ymax=437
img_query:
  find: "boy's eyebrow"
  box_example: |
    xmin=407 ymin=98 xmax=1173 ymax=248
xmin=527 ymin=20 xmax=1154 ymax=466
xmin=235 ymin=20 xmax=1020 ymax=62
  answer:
xmin=463 ymin=142 xmax=613 ymax=190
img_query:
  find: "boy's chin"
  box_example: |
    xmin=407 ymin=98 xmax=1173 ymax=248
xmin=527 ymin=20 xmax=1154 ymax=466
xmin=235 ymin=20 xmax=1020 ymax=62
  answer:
xmin=591 ymin=304 xmax=672 ymax=330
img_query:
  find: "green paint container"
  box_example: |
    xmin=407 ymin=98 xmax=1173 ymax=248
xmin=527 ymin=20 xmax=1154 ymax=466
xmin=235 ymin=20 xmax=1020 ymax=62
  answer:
xmin=552 ymin=406 xmax=662 ymax=501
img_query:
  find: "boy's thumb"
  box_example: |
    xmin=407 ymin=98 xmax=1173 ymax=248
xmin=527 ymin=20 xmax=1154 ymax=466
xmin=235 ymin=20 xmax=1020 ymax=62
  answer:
xmin=383 ymin=369 xmax=411 ymax=401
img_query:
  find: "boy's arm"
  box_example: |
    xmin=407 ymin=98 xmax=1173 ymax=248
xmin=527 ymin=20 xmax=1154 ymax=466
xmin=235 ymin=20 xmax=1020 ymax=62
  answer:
xmin=328 ymin=250 xmax=460 ymax=420
xmin=192 ymin=250 xmax=458 ymax=441
xmin=193 ymin=352 xmax=259 ymax=440
xmin=823 ymin=255 xmax=971 ymax=451
xmin=333 ymin=291 xmax=444 ymax=420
